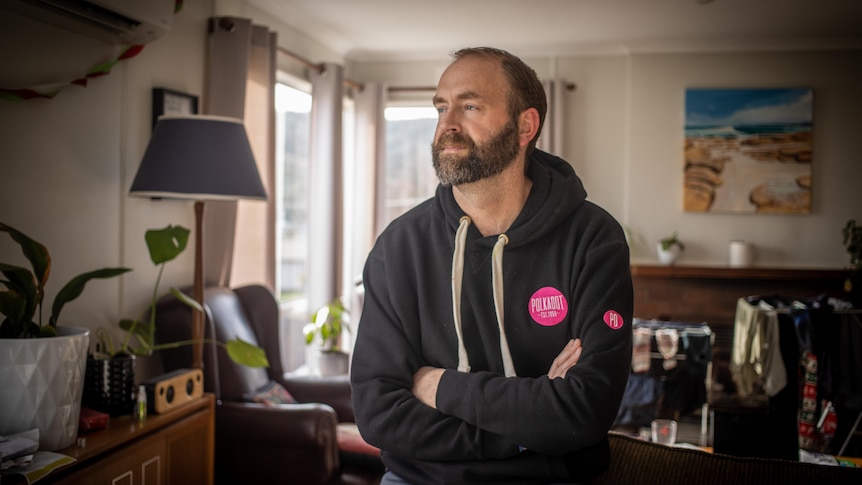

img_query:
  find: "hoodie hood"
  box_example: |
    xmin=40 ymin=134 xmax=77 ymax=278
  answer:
xmin=436 ymin=149 xmax=588 ymax=249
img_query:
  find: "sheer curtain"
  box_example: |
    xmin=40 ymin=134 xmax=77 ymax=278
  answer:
xmin=203 ymin=17 xmax=276 ymax=289
xmin=537 ymin=79 xmax=568 ymax=157
xmin=353 ymin=82 xmax=387 ymax=263
xmin=348 ymin=82 xmax=386 ymax=332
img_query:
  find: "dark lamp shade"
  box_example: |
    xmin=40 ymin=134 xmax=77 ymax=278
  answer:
xmin=130 ymin=115 xmax=267 ymax=201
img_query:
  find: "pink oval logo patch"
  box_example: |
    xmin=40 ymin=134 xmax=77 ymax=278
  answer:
xmin=603 ymin=310 xmax=625 ymax=330
xmin=529 ymin=287 xmax=568 ymax=326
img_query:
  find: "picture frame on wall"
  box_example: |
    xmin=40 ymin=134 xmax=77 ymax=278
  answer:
xmin=683 ymin=88 xmax=813 ymax=214
xmin=152 ymin=88 xmax=199 ymax=130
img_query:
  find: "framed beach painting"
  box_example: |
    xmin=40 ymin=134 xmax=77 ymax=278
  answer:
xmin=683 ymin=88 xmax=813 ymax=214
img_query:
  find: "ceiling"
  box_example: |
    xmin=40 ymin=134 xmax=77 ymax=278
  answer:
xmin=248 ymin=0 xmax=862 ymax=62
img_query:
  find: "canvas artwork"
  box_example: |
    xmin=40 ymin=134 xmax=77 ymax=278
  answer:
xmin=683 ymin=88 xmax=813 ymax=213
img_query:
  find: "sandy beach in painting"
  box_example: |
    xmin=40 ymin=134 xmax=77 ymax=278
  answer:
xmin=683 ymin=127 xmax=812 ymax=213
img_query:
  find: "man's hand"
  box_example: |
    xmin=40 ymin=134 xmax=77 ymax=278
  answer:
xmin=547 ymin=338 xmax=582 ymax=379
xmin=412 ymin=366 xmax=445 ymax=409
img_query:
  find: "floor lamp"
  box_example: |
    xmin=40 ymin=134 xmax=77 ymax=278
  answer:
xmin=129 ymin=115 xmax=267 ymax=370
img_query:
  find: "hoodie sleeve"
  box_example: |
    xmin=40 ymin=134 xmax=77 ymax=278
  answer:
xmin=351 ymin=247 xmax=523 ymax=462
xmin=435 ymin=233 xmax=633 ymax=455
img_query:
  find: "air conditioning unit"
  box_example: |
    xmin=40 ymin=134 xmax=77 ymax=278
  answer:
xmin=0 ymin=0 xmax=175 ymax=45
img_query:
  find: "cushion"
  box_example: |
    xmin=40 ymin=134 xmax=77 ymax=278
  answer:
xmin=337 ymin=423 xmax=384 ymax=472
xmin=242 ymin=380 xmax=296 ymax=405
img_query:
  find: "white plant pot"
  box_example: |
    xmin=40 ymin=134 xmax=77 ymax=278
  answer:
xmin=317 ymin=349 xmax=350 ymax=376
xmin=657 ymin=243 xmax=682 ymax=266
xmin=0 ymin=326 xmax=89 ymax=451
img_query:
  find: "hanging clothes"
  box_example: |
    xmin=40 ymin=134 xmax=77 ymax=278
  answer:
xmin=747 ymin=294 xmax=839 ymax=452
xmin=615 ymin=319 xmax=712 ymax=427
xmin=730 ymin=298 xmax=787 ymax=398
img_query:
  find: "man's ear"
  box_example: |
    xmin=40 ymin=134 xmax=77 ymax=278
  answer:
xmin=518 ymin=108 xmax=540 ymax=147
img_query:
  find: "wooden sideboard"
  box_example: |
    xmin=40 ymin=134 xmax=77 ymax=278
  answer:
xmin=631 ymin=264 xmax=847 ymax=348
xmin=36 ymin=393 xmax=214 ymax=485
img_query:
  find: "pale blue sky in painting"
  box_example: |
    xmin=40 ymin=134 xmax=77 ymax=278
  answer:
xmin=685 ymin=88 xmax=812 ymax=128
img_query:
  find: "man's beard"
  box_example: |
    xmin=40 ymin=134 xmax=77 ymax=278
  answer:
xmin=431 ymin=118 xmax=520 ymax=186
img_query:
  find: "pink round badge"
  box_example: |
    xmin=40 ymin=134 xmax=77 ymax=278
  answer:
xmin=529 ymin=287 xmax=568 ymax=326
xmin=603 ymin=310 xmax=625 ymax=330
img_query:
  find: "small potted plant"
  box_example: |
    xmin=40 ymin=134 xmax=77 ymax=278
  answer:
xmin=303 ymin=298 xmax=350 ymax=375
xmin=657 ymin=232 xmax=685 ymax=266
xmin=86 ymin=225 xmax=268 ymax=415
xmin=842 ymin=219 xmax=861 ymax=305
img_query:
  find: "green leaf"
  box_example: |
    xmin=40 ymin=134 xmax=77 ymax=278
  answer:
xmin=0 ymin=264 xmax=39 ymax=325
xmin=0 ymin=315 xmax=39 ymax=338
xmin=119 ymin=318 xmax=152 ymax=342
xmin=169 ymin=287 xmax=203 ymax=312
xmin=320 ymin=322 xmax=331 ymax=341
xmin=226 ymin=338 xmax=269 ymax=368
xmin=312 ymin=305 xmax=329 ymax=324
xmin=0 ymin=289 xmax=27 ymax=329
xmin=0 ymin=222 xmax=51 ymax=287
xmin=50 ymin=267 xmax=132 ymax=327
xmin=145 ymin=225 xmax=190 ymax=265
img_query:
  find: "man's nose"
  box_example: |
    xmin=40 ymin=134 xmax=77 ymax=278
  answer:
xmin=438 ymin=111 xmax=461 ymax=133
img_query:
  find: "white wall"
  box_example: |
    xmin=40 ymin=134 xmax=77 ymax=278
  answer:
xmin=624 ymin=51 xmax=862 ymax=267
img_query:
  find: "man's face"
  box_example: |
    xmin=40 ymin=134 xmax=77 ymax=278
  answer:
xmin=431 ymin=116 xmax=520 ymax=186
xmin=431 ymin=56 xmax=522 ymax=186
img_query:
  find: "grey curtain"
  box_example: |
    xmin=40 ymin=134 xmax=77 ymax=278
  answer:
xmin=204 ymin=17 xmax=276 ymax=289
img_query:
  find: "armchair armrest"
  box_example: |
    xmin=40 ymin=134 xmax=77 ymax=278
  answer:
xmin=215 ymin=401 xmax=340 ymax=485
xmin=280 ymin=373 xmax=355 ymax=422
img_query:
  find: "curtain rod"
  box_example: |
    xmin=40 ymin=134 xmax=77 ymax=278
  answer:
xmin=277 ymin=47 xmax=363 ymax=91
xmin=277 ymin=47 xmax=577 ymax=93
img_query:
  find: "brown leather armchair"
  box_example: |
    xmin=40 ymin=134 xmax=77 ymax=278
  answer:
xmin=154 ymin=284 xmax=383 ymax=485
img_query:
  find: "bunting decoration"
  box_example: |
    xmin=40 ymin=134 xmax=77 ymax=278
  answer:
xmin=1 ymin=0 xmax=183 ymax=102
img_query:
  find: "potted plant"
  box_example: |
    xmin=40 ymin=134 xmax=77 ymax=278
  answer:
xmin=842 ymin=219 xmax=861 ymax=305
xmin=303 ymin=298 xmax=350 ymax=375
xmin=86 ymin=225 xmax=268 ymax=416
xmin=0 ymin=222 xmax=131 ymax=450
xmin=657 ymin=232 xmax=684 ymax=266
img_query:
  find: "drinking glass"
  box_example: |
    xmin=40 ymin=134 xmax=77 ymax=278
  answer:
xmin=651 ymin=419 xmax=678 ymax=445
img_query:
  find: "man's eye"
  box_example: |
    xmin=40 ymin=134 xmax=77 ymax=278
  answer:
xmin=465 ymin=105 xmax=477 ymax=110
xmin=436 ymin=106 xmax=447 ymax=114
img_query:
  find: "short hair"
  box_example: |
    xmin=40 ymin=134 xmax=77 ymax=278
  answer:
xmin=451 ymin=47 xmax=547 ymax=160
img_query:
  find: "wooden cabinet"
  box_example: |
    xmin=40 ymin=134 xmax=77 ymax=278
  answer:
xmin=44 ymin=393 xmax=214 ymax=485
xmin=630 ymin=264 xmax=846 ymax=352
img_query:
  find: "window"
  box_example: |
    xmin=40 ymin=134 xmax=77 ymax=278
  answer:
xmin=275 ymin=82 xmax=311 ymax=303
xmin=383 ymin=106 xmax=439 ymax=224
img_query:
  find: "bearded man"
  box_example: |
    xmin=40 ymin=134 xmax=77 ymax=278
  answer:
xmin=351 ymin=47 xmax=633 ymax=485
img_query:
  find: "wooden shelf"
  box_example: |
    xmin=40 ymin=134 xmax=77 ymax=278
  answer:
xmin=631 ymin=264 xmax=846 ymax=281
xmin=28 ymin=393 xmax=215 ymax=485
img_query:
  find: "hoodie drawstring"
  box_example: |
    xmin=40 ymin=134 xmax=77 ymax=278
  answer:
xmin=492 ymin=234 xmax=516 ymax=377
xmin=452 ymin=216 xmax=471 ymax=373
xmin=451 ymin=216 xmax=517 ymax=377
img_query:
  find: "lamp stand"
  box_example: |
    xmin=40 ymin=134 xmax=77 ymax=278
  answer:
xmin=192 ymin=200 xmax=205 ymax=370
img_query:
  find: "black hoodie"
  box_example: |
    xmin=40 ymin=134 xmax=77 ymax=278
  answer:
xmin=351 ymin=150 xmax=634 ymax=484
